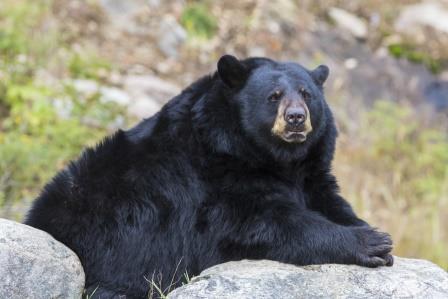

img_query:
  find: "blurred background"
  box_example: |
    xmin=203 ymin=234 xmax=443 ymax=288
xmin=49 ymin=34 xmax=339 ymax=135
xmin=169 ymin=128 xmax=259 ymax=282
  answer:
xmin=0 ymin=0 xmax=447 ymax=268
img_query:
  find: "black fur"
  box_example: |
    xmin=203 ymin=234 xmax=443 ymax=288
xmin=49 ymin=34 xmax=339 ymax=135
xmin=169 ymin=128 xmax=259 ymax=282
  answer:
xmin=25 ymin=56 xmax=393 ymax=298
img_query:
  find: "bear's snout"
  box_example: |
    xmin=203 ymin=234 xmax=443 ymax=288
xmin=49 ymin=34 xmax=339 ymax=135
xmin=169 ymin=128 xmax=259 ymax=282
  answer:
xmin=271 ymin=99 xmax=313 ymax=143
xmin=285 ymin=106 xmax=306 ymax=126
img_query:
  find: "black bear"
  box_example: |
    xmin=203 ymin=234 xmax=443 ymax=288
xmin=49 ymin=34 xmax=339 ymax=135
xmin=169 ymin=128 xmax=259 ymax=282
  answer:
xmin=25 ymin=55 xmax=393 ymax=298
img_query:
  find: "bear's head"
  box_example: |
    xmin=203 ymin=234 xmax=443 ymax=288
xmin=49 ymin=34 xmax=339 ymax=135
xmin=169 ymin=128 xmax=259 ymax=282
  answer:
xmin=213 ymin=55 xmax=333 ymax=162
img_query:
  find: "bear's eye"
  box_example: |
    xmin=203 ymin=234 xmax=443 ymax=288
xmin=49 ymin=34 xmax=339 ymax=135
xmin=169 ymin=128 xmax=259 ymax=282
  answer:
xmin=299 ymin=87 xmax=311 ymax=100
xmin=268 ymin=90 xmax=283 ymax=102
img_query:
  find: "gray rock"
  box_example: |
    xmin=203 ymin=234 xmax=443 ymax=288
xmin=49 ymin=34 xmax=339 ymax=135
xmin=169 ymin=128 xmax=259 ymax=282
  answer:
xmin=0 ymin=218 xmax=85 ymax=299
xmin=123 ymin=74 xmax=181 ymax=104
xmin=158 ymin=15 xmax=187 ymax=58
xmin=395 ymin=2 xmax=448 ymax=35
xmin=127 ymin=96 xmax=162 ymax=119
xmin=99 ymin=86 xmax=131 ymax=106
xmin=100 ymin=0 xmax=142 ymax=17
xmin=71 ymin=78 xmax=99 ymax=95
xmin=168 ymin=258 xmax=448 ymax=299
xmin=69 ymin=75 xmax=180 ymax=119
xmin=99 ymin=0 xmax=143 ymax=31
xmin=328 ymin=7 xmax=368 ymax=39
xmin=53 ymin=97 xmax=74 ymax=119
xmin=70 ymin=79 xmax=132 ymax=106
xmin=424 ymin=81 xmax=448 ymax=110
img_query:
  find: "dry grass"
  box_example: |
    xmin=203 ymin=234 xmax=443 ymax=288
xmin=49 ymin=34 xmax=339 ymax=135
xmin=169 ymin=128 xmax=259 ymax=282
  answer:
xmin=334 ymin=101 xmax=448 ymax=268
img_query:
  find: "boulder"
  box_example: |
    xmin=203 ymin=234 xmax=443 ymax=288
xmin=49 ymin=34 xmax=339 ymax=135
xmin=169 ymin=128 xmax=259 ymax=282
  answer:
xmin=395 ymin=2 xmax=448 ymax=36
xmin=328 ymin=7 xmax=368 ymax=39
xmin=123 ymin=74 xmax=181 ymax=102
xmin=0 ymin=218 xmax=85 ymax=299
xmin=157 ymin=15 xmax=187 ymax=58
xmin=168 ymin=258 xmax=448 ymax=299
xmin=123 ymin=74 xmax=181 ymax=118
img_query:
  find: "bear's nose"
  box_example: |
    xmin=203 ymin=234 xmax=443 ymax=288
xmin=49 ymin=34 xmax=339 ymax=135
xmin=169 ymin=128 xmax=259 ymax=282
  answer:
xmin=285 ymin=107 xmax=306 ymax=126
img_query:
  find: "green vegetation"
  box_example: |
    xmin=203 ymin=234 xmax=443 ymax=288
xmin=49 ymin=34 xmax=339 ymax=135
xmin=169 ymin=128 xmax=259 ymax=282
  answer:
xmin=0 ymin=0 xmax=123 ymax=217
xmin=68 ymin=52 xmax=111 ymax=80
xmin=388 ymin=43 xmax=442 ymax=74
xmin=181 ymin=3 xmax=217 ymax=40
xmin=83 ymin=286 xmax=98 ymax=299
xmin=145 ymin=259 xmax=191 ymax=299
xmin=0 ymin=1 xmax=54 ymax=63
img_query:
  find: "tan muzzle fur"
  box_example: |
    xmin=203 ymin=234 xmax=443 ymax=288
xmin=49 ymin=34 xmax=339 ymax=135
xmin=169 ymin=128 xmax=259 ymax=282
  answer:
xmin=271 ymin=100 xmax=312 ymax=142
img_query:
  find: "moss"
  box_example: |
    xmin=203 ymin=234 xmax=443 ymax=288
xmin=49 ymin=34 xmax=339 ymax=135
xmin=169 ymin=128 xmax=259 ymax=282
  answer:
xmin=388 ymin=43 xmax=442 ymax=74
xmin=181 ymin=3 xmax=217 ymax=40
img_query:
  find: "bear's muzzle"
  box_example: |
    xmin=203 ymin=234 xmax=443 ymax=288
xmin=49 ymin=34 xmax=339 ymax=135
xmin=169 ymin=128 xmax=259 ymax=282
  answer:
xmin=271 ymin=99 xmax=312 ymax=143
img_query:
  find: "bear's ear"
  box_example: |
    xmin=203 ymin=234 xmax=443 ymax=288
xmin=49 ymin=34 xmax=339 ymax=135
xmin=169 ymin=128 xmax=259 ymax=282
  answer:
xmin=217 ymin=55 xmax=248 ymax=88
xmin=310 ymin=65 xmax=329 ymax=86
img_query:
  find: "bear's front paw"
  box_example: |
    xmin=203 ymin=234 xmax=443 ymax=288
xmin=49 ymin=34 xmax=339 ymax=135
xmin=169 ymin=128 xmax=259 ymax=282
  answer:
xmin=352 ymin=226 xmax=394 ymax=268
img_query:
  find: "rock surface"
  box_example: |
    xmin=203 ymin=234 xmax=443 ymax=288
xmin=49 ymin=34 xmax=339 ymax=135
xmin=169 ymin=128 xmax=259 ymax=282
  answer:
xmin=68 ymin=74 xmax=181 ymax=120
xmin=395 ymin=2 xmax=448 ymax=35
xmin=328 ymin=7 xmax=368 ymax=39
xmin=0 ymin=218 xmax=85 ymax=299
xmin=168 ymin=258 xmax=448 ymax=299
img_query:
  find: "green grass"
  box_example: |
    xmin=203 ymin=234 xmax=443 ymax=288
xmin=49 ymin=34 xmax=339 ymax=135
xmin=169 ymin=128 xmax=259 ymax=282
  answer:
xmin=145 ymin=258 xmax=191 ymax=298
xmin=68 ymin=52 xmax=112 ymax=80
xmin=181 ymin=3 xmax=217 ymax=40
